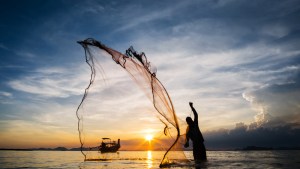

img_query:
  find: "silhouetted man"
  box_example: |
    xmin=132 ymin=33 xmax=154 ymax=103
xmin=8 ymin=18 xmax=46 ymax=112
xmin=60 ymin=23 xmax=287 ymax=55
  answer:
xmin=184 ymin=102 xmax=207 ymax=162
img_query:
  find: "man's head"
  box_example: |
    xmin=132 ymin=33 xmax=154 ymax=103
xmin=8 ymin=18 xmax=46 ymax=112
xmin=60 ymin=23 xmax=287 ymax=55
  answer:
xmin=186 ymin=116 xmax=193 ymax=126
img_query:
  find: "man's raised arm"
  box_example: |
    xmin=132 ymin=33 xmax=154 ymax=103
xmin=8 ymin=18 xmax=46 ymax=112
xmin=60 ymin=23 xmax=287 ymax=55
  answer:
xmin=189 ymin=102 xmax=198 ymax=124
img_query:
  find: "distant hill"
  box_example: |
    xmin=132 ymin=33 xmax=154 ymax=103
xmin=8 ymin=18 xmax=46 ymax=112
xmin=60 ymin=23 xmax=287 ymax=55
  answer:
xmin=242 ymin=146 xmax=273 ymax=150
xmin=1 ymin=147 xmax=76 ymax=151
xmin=238 ymin=146 xmax=300 ymax=151
xmin=0 ymin=146 xmax=99 ymax=151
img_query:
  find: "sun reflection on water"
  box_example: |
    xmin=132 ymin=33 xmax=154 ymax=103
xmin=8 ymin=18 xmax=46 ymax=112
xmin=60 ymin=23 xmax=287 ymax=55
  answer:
xmin=147 ymin=150 xmax=152 ymax=168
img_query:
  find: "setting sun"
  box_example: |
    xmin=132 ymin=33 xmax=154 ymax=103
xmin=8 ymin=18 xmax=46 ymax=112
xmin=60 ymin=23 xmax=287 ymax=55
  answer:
xmin=145 ymin=134 xmax=153 ymax=141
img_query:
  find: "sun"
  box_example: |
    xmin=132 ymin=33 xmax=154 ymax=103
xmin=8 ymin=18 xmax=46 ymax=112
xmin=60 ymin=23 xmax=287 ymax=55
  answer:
xmin=145 ymin=134 xmax=153 ymax=141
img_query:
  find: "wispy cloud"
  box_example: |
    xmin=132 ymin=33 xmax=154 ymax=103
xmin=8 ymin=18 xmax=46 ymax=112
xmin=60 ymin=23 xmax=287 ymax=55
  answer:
xmin=7 ymin=66 xmax=88 ymax=98
xmin=0 ymin=91 xmax=13 ymax=104
xmin=0 ymin=91 xmax=12 ymax=98
xmin=16 ymin=51 xmax=36 ymax=58
xmin=0 ymin=43 xmax=9 ymax=50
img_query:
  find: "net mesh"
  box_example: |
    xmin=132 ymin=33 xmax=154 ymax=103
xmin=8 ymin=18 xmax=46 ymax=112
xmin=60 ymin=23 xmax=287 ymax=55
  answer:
xmin=76 ymin=38 xmax=188 ymax=167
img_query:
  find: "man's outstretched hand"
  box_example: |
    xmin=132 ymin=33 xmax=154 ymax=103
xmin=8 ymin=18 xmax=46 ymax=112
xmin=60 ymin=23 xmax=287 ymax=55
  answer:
xmin=189 ymin=102 xmax=193 ymax=107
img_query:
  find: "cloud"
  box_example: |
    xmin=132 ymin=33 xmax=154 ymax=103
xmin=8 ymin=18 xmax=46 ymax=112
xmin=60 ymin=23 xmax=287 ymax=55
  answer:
xmin=260 ymin=23 xmax=290 ymax=38
xmin=0 ymin=42 xmax=37 ymax=59
xmin=204 ymin=121 xmax=300 ymax=149
xmin=0 ymin=43 xmax=9 ymax=50
xmin=0 ymin=91 xmax=12 ymax=98
xmin=0 ymin=91 xmax=13 ymax=104
xmin=114 ymin=3 xmax=178 ymax=32
xmin=16 ymin=51 xmax=36 ymax=58
xmin=7 ymin=65 xmax=90 ymax=98
xmin=242 ymin=70 xmax=300 ymax=125
xmin=78 ymin=1 xmax=105 ymax=14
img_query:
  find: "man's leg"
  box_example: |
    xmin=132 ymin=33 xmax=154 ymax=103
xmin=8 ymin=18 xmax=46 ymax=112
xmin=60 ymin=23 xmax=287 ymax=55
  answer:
xmin=199 ymin=142 xmax=207 ymax=161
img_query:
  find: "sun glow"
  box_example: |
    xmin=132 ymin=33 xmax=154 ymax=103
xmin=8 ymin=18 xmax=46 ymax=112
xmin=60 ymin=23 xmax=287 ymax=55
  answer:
xmin=145 ymin=134 xmax=153 ymax=141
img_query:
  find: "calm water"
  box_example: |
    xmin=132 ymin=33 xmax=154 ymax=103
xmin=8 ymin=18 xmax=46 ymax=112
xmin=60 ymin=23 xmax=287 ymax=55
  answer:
xmin=0 ymin=150 xmax=299 ymax=169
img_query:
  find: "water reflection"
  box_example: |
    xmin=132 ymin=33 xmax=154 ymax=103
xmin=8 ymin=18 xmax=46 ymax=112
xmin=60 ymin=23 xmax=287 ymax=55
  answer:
xmin=147 ymin=151 xmax=152 ymax=168
xmin=1 ymin=151 xmax=299 ymax=168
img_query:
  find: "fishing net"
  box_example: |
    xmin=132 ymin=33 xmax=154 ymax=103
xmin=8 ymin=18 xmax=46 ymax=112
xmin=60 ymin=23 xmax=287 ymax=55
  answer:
xmin=76 ymin=38 xmax=188 ymax=167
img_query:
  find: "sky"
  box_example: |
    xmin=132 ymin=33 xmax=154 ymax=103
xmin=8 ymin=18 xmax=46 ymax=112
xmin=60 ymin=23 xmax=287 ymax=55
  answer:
xmin=0 ymin=0 xmax=300 ymax=149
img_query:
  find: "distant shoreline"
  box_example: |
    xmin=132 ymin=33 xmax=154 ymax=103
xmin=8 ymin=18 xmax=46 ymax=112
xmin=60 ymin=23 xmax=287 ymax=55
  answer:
xmin=1 ymin=146 xmax=300 ymax=151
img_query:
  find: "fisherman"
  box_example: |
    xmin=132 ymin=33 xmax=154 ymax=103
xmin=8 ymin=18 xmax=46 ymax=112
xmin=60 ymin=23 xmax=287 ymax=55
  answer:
xmin=184 ymin=102 xmax=207 ymax=162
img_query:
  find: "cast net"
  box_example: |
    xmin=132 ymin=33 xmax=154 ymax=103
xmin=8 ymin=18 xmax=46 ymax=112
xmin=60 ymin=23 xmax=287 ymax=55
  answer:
xmin=76 ymin=38 xmax=188 ymax=167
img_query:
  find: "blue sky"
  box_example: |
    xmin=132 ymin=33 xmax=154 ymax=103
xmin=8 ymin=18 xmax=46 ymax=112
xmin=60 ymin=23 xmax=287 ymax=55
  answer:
xmin=0 ymin=0 xmax=300 ymax=148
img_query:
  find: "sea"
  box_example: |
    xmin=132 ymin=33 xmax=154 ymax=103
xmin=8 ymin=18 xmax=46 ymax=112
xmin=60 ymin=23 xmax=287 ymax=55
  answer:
xmin=0 ymin=150 xmax=299 ymax=169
